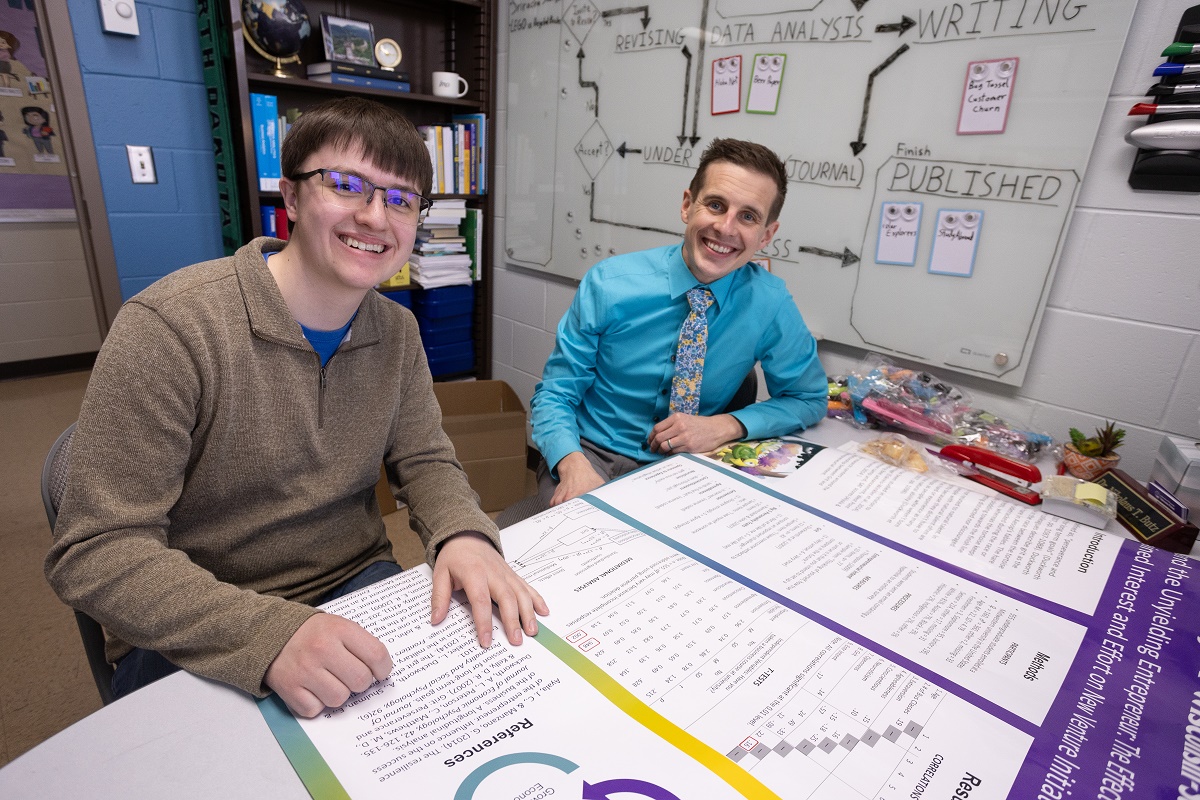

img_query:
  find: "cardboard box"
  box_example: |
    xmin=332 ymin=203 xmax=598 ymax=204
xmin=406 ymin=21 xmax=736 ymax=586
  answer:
xmin=432 ymin=380 xmax=528 ymax=511
xmin=460 ymin=455 xmax=529 ymax=512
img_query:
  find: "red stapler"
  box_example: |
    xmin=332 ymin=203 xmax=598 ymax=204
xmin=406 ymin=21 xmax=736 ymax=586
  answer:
xmin=927 ymin=445 xmax=1043 ymax=505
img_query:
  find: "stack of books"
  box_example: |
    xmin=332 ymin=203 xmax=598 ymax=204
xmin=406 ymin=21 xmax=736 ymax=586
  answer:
xmin=416 ymin=113 xmax=487 ymax=195
xmin=250 ymin=93 xmax=301 ymax=193
xmin=259 ymin=205 xmax=289 ymax=240
xmin=305 ymin=62 xmax=411 ymax=93
xmin=251 ymin=93 xmax=281 ymax=191
xmin=409 ymin=200 xmax=472 ymax=288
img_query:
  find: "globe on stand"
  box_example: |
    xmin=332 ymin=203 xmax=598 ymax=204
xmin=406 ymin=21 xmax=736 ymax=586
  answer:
xmin=242 ymin=0 xmax=312 ymax=78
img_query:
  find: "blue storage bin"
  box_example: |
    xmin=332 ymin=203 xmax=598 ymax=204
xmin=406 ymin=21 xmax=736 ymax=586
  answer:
xmin=425 ymin=340 xmax=475 ymax=376
xmin=417 ymin=313 xmax=473 ymax=346
xmin=412 ymin=284 xmax=474 ymax=319
xmin=379 ymin=289 xmax=413 ymax=308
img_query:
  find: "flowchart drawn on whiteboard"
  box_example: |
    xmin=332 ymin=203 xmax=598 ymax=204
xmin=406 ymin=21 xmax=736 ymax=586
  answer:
xmin=504 ymin=0 xmax=1136 ymax=386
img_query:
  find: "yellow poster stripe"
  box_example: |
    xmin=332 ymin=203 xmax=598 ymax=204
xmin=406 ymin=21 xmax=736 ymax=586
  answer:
xmin=534 ymin=625 xmax=782 ymax=800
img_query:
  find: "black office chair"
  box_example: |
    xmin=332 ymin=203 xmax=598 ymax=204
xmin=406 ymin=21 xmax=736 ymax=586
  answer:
xmin=723 ymin=369 xmax=759 ymax=414
xmin=41 ymin=423 xmax=116 ymax=705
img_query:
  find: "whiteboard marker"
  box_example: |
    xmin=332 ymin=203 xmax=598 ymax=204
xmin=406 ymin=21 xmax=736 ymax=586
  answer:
xmin=1153 ymin=62 xmax=1200 ymax=76
xmin=1128 ymin=102 xmax=1200 ymax=116
xmin=1162 ymin=42 xmax=1200 ymax=57
xmin=1148 ymin=82 xmax=1200 ymax=96
xmin=1125 ymin=119 xmax=1200 ymax=150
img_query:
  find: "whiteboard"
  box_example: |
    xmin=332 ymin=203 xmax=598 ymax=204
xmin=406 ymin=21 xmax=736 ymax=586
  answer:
xmin=504 ymin=0 xmax=1137 ymax=386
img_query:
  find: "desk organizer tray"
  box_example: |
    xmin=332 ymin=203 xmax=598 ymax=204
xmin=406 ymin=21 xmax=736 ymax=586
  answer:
xmin=417 ymin=313 xmax=473 ymax=346
xmin=425 ymin=339 xmax=475 ymax=376
xmin=378 ymin=289 xmax=412 ymax=308
xmin=412 ymin=284 xmax=475 ymax=319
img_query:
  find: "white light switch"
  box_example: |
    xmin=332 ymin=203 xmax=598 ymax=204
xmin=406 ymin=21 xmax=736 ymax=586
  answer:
xmin=126 ymin=145 xmax=156 ymax=184
xmin=99 ymin=0 xmax=139 ymax=36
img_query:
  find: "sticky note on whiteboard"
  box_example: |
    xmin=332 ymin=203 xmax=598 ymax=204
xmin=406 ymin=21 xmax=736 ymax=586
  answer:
xmin=957 ymin=57 xmax=1018 ymax=135
xmin=929 ymin=209 xmax=982 ymax=277
xmin=712 ymin=56 xmax=742 ymax=115
xmin=747 ymin=54 xmax=785 ymax=114
xmin=876 ymin=202 xmax=922 ymax=266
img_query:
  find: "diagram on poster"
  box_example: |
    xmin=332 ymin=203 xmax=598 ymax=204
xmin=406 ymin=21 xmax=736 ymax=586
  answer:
xmin=505 ymin=0 xmax=1137 ymax=385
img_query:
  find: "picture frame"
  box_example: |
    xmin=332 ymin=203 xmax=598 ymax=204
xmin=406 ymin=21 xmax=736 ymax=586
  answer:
xmin=320 ymin=14 xmax=375 ymax=66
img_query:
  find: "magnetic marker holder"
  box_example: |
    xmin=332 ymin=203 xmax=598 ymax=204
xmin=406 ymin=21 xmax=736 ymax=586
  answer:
xmin=1128 ymin=4 xmax=1200 ymax=192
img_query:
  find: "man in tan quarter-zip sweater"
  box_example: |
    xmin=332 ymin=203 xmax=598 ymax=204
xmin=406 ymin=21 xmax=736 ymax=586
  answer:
xmin=46 ymin=98 xmax=548 ymax=719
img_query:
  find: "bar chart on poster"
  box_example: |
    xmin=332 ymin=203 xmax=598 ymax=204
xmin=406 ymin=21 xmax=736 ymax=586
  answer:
xmin=504 ymin=0 xmax=1137 ymax=385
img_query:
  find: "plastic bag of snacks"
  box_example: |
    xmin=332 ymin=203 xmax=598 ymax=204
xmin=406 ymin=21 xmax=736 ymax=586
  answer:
xmin=835 ymin=353 xmax=1054 ymax=463
xmin=827 ymin=377 xmax=853 ymax=419
xmin=860 ymin=434 xmax=929 ymax=473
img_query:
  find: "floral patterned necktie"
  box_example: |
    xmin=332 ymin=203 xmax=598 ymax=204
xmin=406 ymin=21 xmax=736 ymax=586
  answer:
xmin=670 ymin=287 xmax=714 ymax=415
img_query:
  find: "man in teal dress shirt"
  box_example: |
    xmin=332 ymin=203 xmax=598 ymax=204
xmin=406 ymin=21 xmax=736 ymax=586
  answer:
xmin=526 ymin=138 xmax=827 ymax=511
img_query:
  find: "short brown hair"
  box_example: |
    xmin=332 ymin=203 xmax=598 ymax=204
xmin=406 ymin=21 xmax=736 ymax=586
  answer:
xmin=688 ymin=138 xmax=787 ymax=222
xmin=281 ymin=97 xmax=432 ymax=195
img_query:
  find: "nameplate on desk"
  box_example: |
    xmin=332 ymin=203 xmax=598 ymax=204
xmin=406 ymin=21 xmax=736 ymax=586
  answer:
xmin=1093 ymin=467 xmax=1198 ymax=553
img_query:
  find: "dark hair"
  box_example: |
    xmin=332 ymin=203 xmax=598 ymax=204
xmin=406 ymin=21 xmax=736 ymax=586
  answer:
xmin=21 ymin=106 xmax=47 ymax=120
xmin=280 ymin=97 xmax=432 ymax=195
xmin=688 ymin=138 xmax=787 ymax=222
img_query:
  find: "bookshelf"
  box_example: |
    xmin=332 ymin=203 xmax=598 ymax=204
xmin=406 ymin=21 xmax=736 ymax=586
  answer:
xmin=220 ymin=0 xmax=495 ymax=380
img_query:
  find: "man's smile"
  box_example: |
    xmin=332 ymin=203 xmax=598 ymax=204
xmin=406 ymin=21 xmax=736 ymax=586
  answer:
xmin=704 ymin=238 xmax=736 ymax=255
xmin=340 ymin=235 xmax=386 ymax=254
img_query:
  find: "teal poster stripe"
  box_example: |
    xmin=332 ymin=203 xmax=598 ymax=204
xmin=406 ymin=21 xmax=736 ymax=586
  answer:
xmin=257 ymin=694 xmax=351 ymax=799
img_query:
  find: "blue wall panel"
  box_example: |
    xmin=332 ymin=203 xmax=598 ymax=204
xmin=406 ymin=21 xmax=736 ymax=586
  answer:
xmin=95 ymin=145 xmax=180 ymax=212
xmin=154 ymin=7 xmax=204 ymax=83
xmin=109 ymin=212 xmax=223 ymax=280
xmin=83 ymin=75 xmax=212 ymax=150
xmin=66 ymin=0 xmax=223 ymax=301
xmin=119 ymin=277 xmax=158 ymax=299
xmin=174 ymin=150 xmax=221 ymax=210
xmin=71 ymin=4 xmax=160 ymax=77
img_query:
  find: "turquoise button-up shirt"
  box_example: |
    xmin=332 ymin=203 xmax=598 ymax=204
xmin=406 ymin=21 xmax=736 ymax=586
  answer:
xmin=531 ymin=243 xmax=827 ymax=473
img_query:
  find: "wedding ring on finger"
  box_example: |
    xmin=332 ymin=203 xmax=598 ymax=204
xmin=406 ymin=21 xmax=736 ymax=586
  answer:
xmin=666 ymin=438 xmax=673 ymax=451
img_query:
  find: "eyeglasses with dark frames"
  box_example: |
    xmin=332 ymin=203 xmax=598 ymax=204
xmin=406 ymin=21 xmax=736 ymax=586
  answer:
xmin=291 ymin=169 xmax=432 ymax=224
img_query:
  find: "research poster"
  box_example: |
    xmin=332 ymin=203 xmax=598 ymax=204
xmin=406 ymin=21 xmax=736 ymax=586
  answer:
xmin=262 ymin=446 xmax=1200 ymax=799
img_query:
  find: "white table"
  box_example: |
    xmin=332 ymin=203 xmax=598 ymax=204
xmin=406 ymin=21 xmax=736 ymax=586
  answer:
xmin=799 ymin=421 xmax=1195 ymax=554
xmin=0 ymin=671 xmax=305 ymax=799
xmin=0 ymin=420 xmax=1182 ymax=797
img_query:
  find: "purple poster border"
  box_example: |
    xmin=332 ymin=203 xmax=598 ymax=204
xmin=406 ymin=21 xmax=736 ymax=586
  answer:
xmin=681 ymin=452 xmax=1200 ymax=798
xmin=1010 ymin=542 xmax=1200 ymax=799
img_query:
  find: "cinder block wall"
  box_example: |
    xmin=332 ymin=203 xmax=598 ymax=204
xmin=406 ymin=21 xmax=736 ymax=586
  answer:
xmin=66 ymin=0 xmax=223 ymax=300
xmin=0 ymin=223 xmax=101 ymax=362
xmin=489 ymin=0 xmax=1200 ymax=483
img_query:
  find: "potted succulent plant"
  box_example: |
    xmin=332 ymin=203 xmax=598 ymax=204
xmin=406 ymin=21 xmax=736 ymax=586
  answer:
xmin=1063 ymin=421 xmax=1126 ymax=480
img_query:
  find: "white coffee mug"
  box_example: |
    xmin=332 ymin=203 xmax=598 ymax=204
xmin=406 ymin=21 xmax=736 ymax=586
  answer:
xmin=432 ymin=71 xmax=469 ymax=98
